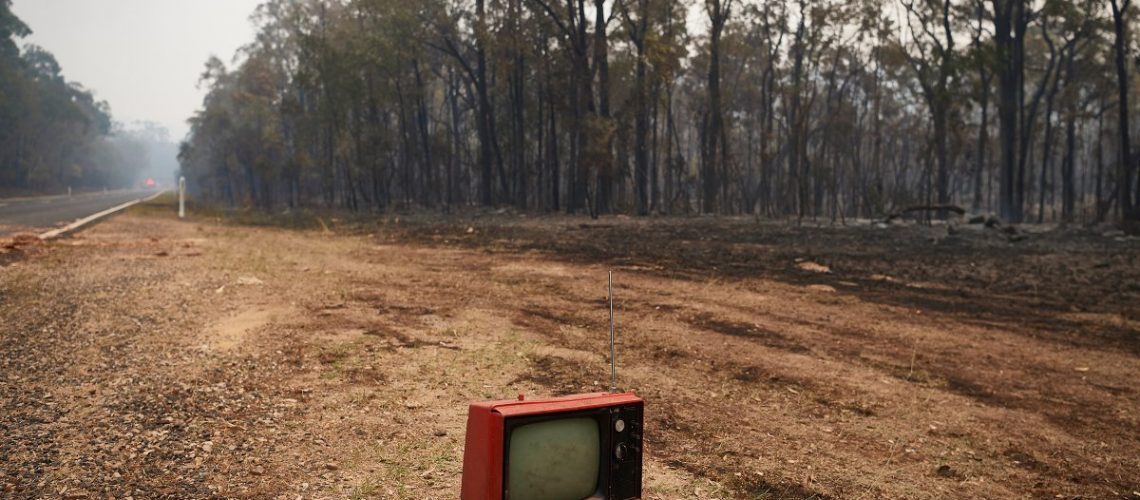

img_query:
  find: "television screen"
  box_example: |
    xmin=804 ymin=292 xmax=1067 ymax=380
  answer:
xmin=461 ymin=392 xmax=642 ymax=500
xmin=506 ymin=417 xmax=600 ymax=500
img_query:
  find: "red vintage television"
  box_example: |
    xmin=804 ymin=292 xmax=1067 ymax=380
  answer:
xmin=460 ymin=391 xmax=644 ymax=500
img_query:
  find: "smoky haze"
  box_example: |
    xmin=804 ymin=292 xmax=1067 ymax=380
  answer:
xmin=8 ymin=0 xmax=261 ymax=188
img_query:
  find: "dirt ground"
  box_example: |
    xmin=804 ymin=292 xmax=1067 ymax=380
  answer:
xmin=1 ymin=202 xmax=1138 ymax=499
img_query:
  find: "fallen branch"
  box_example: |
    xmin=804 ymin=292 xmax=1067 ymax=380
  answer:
xmin=882 ymin=204 xmax=967 ymax=223
xmin=900 ymin=204 xmax=967 ymax=216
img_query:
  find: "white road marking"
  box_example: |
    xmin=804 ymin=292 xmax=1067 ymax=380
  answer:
xmin=39 ymin=190 xmax=167 ymax=240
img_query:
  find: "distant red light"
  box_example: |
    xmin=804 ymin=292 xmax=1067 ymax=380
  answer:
xmin=145 ymin=178 xmax=156 ymax=187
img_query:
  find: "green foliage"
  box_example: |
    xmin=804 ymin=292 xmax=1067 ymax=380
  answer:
xmin=0 ymin=8 xmax=151 ymax=193
xmin=0 ymin=0 xmax=30 ymax=58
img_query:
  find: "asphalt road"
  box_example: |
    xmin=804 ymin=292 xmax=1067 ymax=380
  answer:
xmin=0 ymin=189 xmax=161 ymax=237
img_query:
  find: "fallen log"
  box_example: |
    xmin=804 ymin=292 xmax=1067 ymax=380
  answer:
xmin=882 ymin=204 xmax=967 ymax=223
xmin=899 ymin=204 xmax=966 ymax=216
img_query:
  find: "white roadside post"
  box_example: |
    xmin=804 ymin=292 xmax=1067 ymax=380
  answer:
xmin=178 ymin=176 xmax=186 ymax=219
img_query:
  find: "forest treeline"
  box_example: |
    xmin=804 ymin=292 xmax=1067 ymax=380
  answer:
xmin=0 ymin=1 xmax=156 ymax=194
xmin=181 ymin=0 xmax=1140 ymax=223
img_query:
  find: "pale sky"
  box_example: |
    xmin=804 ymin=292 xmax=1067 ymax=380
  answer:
xmin=12 ymin=0 xmax=264 ymax=142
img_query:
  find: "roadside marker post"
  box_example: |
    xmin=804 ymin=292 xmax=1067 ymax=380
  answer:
xmin=178 ymin=176 xmax=186 ymax=219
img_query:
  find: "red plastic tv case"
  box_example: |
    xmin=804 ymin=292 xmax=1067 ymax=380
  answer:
xmin=461 ymin=392 xmax=644 ymax=500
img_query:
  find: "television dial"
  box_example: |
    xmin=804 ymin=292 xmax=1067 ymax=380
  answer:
xmin=614 ymin=419 xmax=626 ymax=433
xmin=615 ymin=443 xmax=629 ymax=461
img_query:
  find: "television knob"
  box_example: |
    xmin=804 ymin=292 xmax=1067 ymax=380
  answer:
xmin=614 ymin=419 xmax=626 ymax=433
xmin=615 ymin=443 xmax=629 ymax=461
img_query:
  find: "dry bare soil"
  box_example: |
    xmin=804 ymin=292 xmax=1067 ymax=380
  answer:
xmin=1 ymin=203 xmax=1138 ymax=499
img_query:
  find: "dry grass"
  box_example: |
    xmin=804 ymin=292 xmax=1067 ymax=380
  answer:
xmin=1 ymin=204 xmax=1138 ymax=499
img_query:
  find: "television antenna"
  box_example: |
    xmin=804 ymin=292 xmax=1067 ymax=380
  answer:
xmin=608 ymin=271 xmax=617 ymax=393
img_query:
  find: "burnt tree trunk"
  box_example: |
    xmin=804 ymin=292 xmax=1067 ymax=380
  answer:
xmin=622 ymin=0 xmax=651 ymax=215
xmin=992 ymin=0 xmax=1021 ymax=222
xmin=1111 ymin=0 xmax=1135 ymax=218
xmin=702 ymin=0 xmax=732 ymax=214
xmin=593 ymin=0 xmax=612 ymax=215
xmin=475 ymin=0 xmax=494 ymax=206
